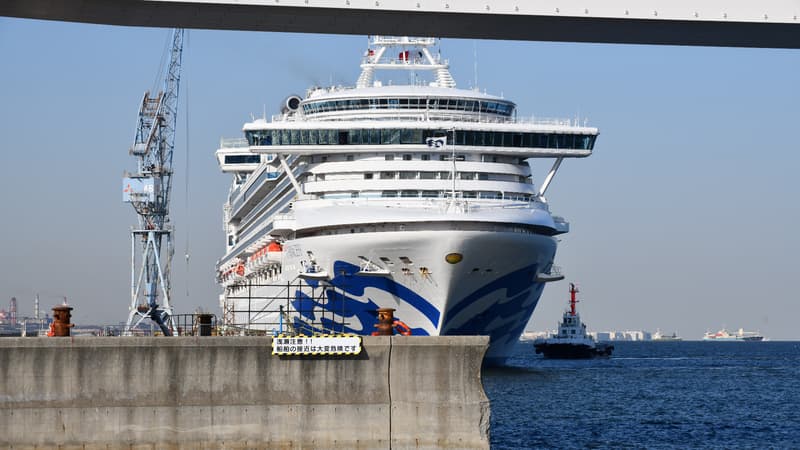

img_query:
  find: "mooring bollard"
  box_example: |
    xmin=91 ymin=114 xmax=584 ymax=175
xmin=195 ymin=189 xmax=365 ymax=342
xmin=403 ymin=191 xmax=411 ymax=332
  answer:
xmin=372 ymin=307 xmax=396 ymax=336
xmin=51 ymin=305 xmax=74 ymax=337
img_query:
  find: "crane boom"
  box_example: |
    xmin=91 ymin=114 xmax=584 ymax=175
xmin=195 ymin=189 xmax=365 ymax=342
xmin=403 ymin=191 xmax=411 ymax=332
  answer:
xmin=123 ymin=29 xmax=184 ymax=336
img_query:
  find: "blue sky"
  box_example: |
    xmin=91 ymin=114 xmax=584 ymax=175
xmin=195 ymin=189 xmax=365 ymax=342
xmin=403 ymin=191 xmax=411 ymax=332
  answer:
xmin=1 ymin=19 xmax=798 ymax=339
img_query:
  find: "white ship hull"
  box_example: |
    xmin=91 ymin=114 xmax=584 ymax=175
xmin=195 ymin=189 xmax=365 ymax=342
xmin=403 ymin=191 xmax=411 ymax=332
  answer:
xmin=224 ymin=228 xmax=556 ymax=365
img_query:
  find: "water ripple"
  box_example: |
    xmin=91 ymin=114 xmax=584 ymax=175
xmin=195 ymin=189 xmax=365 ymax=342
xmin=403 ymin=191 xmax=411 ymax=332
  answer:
xmin=484 ymin=341 xmax=800 ymax=449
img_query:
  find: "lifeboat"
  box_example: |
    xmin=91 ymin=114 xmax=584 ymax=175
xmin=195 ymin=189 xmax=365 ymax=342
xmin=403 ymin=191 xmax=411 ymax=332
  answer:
xmin=267 ymin=241 xmax=283 ymax=262
xmin=257 ymin=246 xmax=268 ymax=269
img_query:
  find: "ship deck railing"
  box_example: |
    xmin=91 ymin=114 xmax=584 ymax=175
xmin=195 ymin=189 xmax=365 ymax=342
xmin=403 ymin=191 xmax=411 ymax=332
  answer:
xmin=219 ymin=137 xmax=249 ymax=149
xmin=297 ymin=195 xmax=552 ymax=211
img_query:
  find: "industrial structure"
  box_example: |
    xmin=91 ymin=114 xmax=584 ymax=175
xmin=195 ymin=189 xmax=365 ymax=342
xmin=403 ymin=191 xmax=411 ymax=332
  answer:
xmin=122 ymin=29 xmax=184 ymax=336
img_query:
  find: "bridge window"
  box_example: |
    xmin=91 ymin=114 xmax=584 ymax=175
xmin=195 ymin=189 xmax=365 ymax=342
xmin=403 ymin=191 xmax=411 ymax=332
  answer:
xmin=382 ymin=129 xmax=401 ymax=144
xmin=400 ymin=129 xmax=415 ymax=144
xmin=245 ymin=127 xmax=596 ymax=150
xmin=349 ymin=129 xmax=362 ymax=144
xmin=224 ymin=155 xmax=260 ymax=164
xmin=368 ymin=129 xmax=381 ymax=145
xmin=303 ymin=97 xmax=514 ymax=116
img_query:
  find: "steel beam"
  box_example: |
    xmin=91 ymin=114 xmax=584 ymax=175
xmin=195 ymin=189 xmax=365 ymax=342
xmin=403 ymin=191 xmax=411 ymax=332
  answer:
xmin=2 ymin=0 xmax=800 ymax=48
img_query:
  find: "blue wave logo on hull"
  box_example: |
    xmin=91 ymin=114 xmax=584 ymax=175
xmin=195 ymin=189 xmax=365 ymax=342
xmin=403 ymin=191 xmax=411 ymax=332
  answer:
xmin=440 ymin=263 xmax=543 ymax=352
xmin=290 ymin=261 xmax=438 ymax=335
xmin=290 ymin=260 xmax=545 ymax=357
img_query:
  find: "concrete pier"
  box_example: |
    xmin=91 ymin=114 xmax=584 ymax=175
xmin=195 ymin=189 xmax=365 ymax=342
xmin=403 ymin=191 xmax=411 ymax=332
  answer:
xmin=0 ymin=336 xmax=489 ymax=449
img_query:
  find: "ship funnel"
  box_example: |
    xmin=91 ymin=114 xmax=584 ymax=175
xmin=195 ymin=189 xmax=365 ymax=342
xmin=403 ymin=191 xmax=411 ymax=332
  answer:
xmin=281 ymin=95 xmax=302 ymax=114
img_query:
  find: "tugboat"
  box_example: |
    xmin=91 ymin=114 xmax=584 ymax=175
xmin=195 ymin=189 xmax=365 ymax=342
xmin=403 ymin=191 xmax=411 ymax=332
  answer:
xmin=534 ymin=283 xmax=613 ymax=358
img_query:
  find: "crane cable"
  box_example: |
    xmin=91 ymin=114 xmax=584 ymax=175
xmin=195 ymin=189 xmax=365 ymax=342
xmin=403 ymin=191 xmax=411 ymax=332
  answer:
xmin=151 ymin=31 xmax=172 ymax=95
xmin=183 ymin=31 xmax=191 ymax=300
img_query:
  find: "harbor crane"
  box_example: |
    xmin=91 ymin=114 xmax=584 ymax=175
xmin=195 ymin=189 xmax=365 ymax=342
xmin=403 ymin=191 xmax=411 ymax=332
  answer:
xmin=123 ymin=29 xmax=184 ymax=336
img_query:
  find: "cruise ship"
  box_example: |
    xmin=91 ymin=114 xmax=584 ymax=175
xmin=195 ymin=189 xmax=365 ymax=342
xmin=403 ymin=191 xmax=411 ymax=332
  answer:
xmin=214 ymin=36 xmax=599 ymax=365
xmin=703 ymin=328 xmax=764 ymax=341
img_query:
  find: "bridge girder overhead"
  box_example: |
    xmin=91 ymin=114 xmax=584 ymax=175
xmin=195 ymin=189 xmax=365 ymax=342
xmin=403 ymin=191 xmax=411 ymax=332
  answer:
xmin=2 ymin=0 xmax=800 ymax=48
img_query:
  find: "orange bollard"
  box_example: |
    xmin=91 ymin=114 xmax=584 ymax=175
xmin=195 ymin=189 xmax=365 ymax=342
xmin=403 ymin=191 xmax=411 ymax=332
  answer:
xmin=51 ymin=305 xmax=74 ymax=337
xmin=372 ymin=308 xmax=396 ymax=336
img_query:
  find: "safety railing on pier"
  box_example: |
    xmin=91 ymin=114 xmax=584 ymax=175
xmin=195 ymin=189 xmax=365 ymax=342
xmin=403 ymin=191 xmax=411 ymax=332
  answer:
xmin=220 ymin=280 xmax=353 ymax=336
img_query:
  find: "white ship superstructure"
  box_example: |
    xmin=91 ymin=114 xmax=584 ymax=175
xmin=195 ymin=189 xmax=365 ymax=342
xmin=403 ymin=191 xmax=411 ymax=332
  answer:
xmin=215 ymin=36 xmax=598 ymax=365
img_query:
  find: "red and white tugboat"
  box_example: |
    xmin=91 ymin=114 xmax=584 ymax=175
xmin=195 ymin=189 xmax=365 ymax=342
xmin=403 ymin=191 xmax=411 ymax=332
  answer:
xmin=534 ymin=283 xmax=613 ymax=359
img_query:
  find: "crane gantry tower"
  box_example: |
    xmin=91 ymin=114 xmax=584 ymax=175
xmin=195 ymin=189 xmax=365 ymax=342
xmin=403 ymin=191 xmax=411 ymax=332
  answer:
xmin=123 ymin=29 xmax=184 ymax=336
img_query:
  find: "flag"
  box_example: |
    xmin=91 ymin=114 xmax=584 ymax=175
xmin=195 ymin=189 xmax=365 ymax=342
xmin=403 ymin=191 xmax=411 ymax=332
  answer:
xmin=426 ymin=137 xmax=447 ymax=148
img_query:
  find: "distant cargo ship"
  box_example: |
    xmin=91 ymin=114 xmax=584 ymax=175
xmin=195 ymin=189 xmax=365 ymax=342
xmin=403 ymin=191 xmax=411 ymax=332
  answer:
xmin=703 ymin=328 xmax=764 ymax=341
xmin=653 ymin=329 xmax=682 ymax=341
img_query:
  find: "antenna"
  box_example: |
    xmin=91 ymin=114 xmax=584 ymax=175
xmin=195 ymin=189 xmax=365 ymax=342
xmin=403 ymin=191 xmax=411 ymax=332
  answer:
xmin=569 ymin=283 xmax=579 ymax=316
xmin=473 ymin=40 xmax=478 ymax=89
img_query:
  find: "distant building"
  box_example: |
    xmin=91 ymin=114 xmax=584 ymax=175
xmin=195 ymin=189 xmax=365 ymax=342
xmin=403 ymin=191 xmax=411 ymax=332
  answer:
xmin=593 ymin=331 xmax=613 ymax=341
xmin=529 ymin=329 xmax=662 ymax=341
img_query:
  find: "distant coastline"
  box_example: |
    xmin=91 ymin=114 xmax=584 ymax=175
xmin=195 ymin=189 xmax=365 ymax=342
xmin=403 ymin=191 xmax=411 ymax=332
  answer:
xmin=521 ymin=330 xmax=784 ymax=342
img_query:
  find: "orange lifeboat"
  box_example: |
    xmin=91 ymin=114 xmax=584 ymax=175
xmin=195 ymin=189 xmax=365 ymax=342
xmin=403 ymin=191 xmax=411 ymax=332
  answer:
xmin=267 ymin=241 xmax=283 ymax=263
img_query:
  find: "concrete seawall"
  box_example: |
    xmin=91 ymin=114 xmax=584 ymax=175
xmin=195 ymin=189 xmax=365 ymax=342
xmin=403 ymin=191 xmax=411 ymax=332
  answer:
xmin=0 ymin=336 xmax=489 ymax=449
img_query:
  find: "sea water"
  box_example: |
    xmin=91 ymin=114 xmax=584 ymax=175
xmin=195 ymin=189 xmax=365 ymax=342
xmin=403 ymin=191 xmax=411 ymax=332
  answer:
xmin=483 ymin=341 xmax=800 ymax=449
